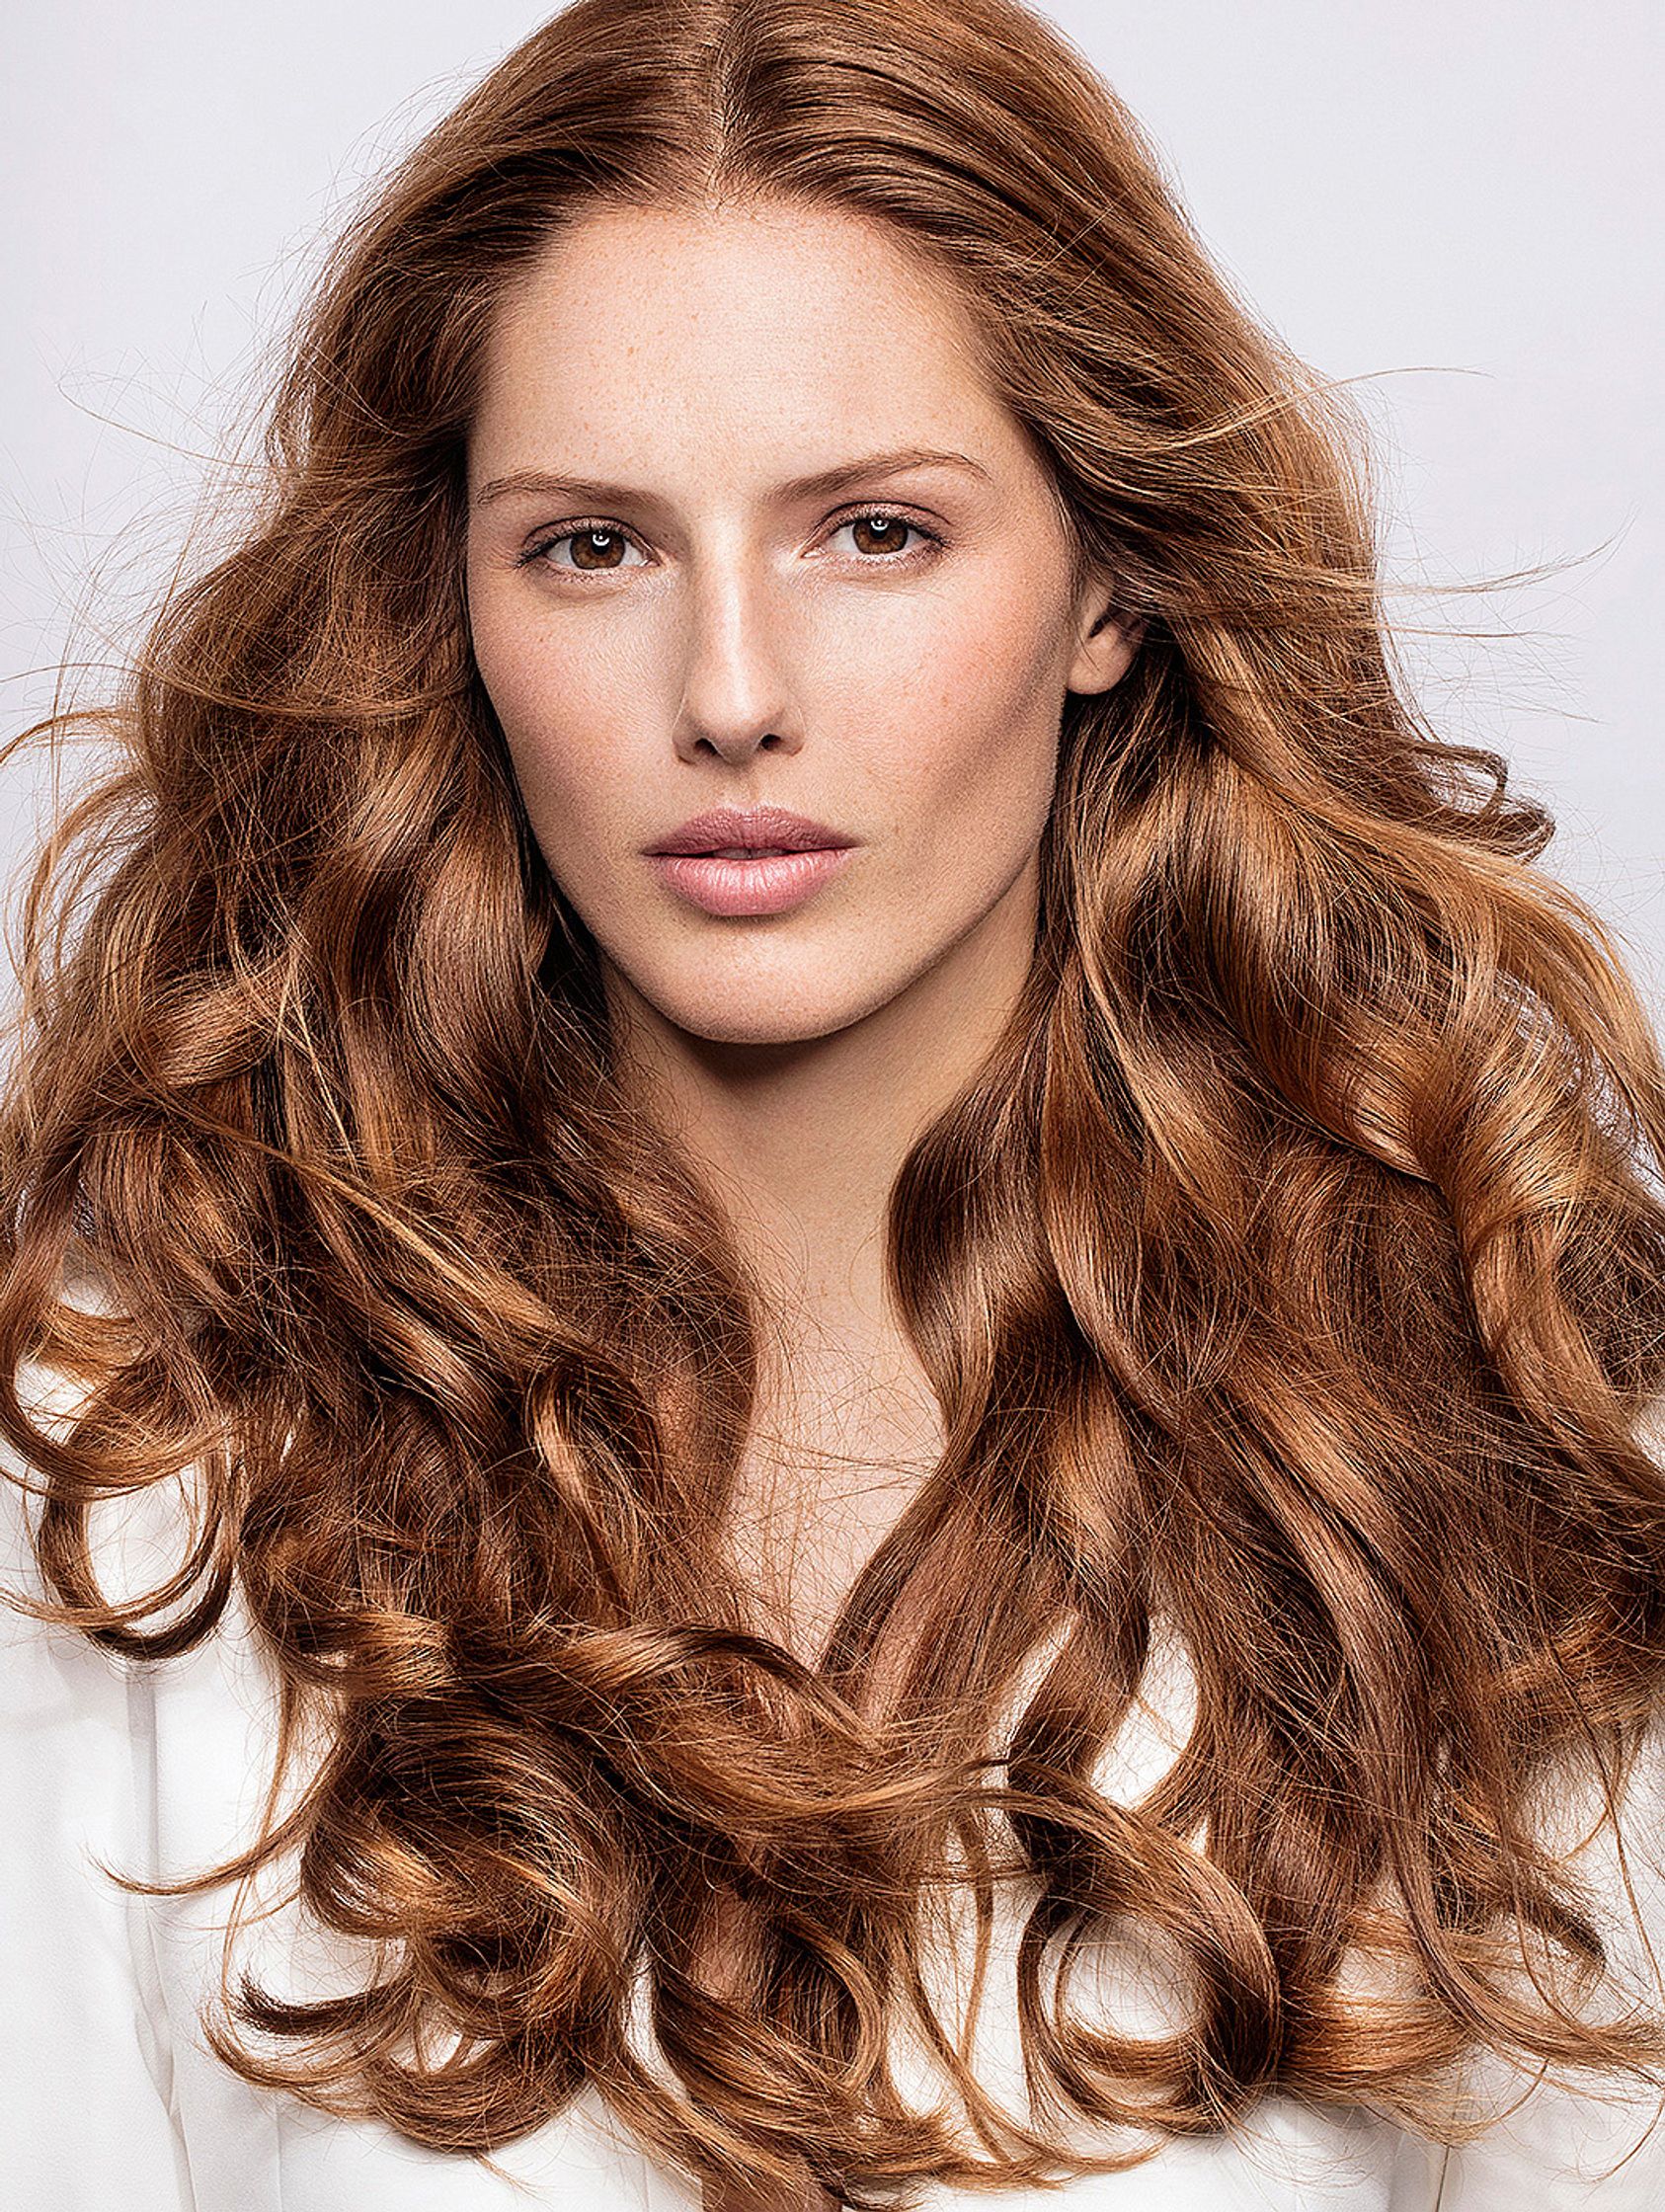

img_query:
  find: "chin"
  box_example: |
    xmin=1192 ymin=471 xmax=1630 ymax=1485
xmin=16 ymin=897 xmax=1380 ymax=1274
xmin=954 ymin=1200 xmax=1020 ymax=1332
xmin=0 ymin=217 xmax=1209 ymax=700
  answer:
xmin=634 ymin=964 xmax=908 ymax=1050
xmin=661 ymin=997 xmax=873 ymax=1049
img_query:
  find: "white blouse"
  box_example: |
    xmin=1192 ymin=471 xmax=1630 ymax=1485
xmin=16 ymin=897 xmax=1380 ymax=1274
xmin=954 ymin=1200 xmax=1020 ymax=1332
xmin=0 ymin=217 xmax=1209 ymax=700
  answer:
xmin=6 ymin=1369 xmax=1665 ymax=2211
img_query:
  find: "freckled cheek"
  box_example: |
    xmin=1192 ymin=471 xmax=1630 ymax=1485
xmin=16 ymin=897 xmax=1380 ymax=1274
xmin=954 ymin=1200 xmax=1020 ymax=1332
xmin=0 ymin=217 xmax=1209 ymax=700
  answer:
xmin=470 ymin=613 xmax=632 ymax=841
xmin=874 ymin=604 xmax=1065 ymax=862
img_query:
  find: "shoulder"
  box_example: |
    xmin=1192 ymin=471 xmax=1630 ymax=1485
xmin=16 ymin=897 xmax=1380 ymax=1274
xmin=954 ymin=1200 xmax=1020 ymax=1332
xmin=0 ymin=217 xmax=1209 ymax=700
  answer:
xmin=0 ymin=1339 xmax=279 ymax=1842
xmin=1 ymin=1354 xmax=206 ymax=1631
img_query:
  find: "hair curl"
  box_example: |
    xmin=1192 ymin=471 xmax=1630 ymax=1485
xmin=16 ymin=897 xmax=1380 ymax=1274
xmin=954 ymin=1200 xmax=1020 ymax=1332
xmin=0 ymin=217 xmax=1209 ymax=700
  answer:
xmin=7 ymin=0 xmax=1665 ymax=2204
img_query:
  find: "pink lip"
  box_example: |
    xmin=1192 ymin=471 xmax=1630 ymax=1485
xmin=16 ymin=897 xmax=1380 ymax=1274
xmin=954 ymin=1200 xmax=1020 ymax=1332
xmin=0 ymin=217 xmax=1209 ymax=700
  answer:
xmin=643 ymin=803 xmax=859 ymax=916
xmin=646 ymin=804 xmax=854 ymax=857
xmin=647 ymin=846 xmax=855 ymax=916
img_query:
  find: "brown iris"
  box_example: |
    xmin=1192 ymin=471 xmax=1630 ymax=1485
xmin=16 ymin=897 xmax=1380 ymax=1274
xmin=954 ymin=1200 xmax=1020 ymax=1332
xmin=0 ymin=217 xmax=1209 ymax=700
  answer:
xmin=569 ymin=527 xmax=628 ymax=571
xmin=849 ymin=512 xmax=909 ymax=555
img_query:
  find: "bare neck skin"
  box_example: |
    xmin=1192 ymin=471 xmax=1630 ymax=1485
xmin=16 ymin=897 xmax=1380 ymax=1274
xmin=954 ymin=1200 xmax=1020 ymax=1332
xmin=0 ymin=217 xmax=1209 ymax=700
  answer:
xmin=606 ymin=848 xmax=1038 ymax=1657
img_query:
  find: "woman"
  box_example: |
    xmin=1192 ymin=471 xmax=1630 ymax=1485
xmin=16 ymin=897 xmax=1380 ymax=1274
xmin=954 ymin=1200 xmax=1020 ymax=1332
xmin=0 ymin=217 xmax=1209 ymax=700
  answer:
xmin=5 ymin=0 xmax=1665 ymax=2205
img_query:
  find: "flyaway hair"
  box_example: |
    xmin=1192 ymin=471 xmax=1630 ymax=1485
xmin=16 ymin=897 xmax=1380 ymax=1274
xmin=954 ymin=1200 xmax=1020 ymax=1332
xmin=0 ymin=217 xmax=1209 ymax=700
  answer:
xmin=6 ymin=0 xmax=1665 ymax=2204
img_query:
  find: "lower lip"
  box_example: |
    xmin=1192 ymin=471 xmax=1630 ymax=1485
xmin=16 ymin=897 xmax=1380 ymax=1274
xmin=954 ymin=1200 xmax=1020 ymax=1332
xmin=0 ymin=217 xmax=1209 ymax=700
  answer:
xmin=646 ymin=846 xmax=856 ymax=916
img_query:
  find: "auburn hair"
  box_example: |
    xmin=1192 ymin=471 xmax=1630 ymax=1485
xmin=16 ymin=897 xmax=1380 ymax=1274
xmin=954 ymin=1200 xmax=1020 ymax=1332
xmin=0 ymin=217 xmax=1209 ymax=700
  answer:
xmin=6 ymin=0 xmax=1665 ymax=2203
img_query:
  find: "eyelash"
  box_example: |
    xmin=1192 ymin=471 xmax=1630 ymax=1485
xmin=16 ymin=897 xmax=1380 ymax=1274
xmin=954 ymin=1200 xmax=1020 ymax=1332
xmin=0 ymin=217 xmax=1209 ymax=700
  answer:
xmin=515 ymin=505 xmax=946 ymax=574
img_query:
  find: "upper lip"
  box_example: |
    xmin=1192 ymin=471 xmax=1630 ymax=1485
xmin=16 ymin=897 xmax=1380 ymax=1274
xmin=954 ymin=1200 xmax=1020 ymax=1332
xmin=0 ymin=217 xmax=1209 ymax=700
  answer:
xmin=645 ymin=806 xmax=856 ymax=856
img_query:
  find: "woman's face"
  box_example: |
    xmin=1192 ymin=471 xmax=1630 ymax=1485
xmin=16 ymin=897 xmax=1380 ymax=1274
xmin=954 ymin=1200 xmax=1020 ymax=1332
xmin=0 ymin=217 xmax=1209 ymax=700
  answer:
xmin=464 ymin=195 xmax=1134 ymax=1049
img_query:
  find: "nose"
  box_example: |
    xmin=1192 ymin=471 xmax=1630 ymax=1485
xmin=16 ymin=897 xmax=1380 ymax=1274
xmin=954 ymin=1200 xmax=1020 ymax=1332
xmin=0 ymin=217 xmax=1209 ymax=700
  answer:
xmin=671 ymin=553 xmax=804 ymax=765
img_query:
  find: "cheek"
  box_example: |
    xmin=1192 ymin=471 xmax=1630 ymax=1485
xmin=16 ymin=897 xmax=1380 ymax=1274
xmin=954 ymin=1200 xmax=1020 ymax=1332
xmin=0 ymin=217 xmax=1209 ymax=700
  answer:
xmin=868 ymin=592 xmax=1066 ymax=855
xmin=467 ymin=591 xmax=623 ymax=838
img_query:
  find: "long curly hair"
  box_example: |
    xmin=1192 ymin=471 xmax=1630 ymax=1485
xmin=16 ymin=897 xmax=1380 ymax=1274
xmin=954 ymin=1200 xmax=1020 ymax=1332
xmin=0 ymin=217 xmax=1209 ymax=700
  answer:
xmin=6 ymin=0 xmax=1665 ymax=2203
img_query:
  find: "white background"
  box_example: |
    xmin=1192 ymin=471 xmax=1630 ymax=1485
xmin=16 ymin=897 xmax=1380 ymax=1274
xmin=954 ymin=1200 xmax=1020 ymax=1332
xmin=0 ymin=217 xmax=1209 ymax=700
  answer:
xmin=4 ymin=0 xmax=1661 ymax=1019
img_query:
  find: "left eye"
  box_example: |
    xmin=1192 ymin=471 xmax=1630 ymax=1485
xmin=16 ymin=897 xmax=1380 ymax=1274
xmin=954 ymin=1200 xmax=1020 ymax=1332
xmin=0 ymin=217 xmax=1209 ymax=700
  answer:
xmin=832 ymin=512 xmax=934 ymax=559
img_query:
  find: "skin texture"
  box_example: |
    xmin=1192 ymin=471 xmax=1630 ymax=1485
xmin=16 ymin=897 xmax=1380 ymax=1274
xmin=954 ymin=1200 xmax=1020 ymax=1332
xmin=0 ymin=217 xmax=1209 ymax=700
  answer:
xmin=464 ymin=195 xmax=1136 ymax=1663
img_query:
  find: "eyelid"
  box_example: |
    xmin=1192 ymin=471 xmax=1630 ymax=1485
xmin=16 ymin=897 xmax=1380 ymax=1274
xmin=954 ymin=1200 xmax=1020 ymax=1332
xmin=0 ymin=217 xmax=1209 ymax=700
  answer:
xmin=516 ymin=502 xmax=947 ymax=570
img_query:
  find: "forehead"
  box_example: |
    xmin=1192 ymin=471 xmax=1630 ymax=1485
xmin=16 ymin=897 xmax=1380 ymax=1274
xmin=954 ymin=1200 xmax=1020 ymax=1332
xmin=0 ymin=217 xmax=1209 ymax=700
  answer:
xmin=467 ymin=195 xmax=1028 ymax=487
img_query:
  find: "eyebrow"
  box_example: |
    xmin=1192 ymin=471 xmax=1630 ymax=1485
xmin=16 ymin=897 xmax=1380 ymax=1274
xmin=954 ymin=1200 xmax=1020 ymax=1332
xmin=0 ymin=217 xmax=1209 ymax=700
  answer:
xmin=471 ymin=445 xmax=992 ymax=512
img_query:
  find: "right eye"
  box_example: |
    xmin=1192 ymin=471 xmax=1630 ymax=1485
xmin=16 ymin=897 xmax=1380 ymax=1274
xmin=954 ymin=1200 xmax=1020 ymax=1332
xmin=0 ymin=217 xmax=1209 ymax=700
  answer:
xmin=521 ymin=524 xmax=649 ymax=574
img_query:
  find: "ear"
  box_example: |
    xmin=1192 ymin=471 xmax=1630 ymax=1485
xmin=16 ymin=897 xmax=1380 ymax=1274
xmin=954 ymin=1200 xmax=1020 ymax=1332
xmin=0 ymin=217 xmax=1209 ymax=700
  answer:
xmin=1066 ymin=577 xmax=1143 ymax=696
